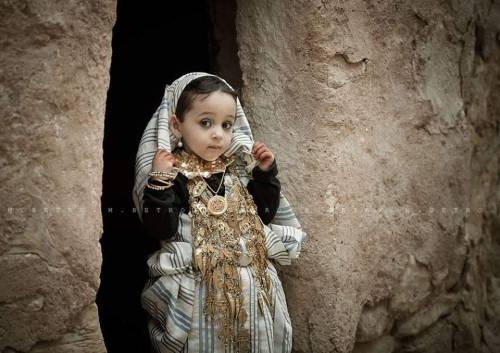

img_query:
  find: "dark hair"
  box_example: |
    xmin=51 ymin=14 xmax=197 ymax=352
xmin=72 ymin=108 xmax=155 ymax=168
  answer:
xmin=175 ymin=76 xmax=238 ymax=121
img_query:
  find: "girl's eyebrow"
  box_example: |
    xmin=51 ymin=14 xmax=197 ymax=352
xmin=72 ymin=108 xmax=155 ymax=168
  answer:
xmin=197 ymin=112 xmax=235 ymax=120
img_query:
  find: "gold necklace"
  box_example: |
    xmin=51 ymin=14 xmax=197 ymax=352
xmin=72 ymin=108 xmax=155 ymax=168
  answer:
xmin=172 ymin=149 xmax=234 ymax=215
xmin=187 ymin=163 xmax=271 ymax=353
xmin=204 ymin=169 xmax=228 ymax=215
xmin=173 ymin=149 xmax=233 ymax=178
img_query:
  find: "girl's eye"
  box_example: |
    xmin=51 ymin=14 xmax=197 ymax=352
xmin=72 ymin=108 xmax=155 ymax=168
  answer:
xmin=223 ymin=122 xmax=233 ymax=129
xmin=200 ymin=119 xmax=211 ymax=128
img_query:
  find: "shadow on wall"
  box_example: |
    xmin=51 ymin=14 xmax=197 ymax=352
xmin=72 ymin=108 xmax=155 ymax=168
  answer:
xmin=98 ymin=0 xmax=241 ymax=351
xmin=97 ymin=1 xmax=212 ymax=352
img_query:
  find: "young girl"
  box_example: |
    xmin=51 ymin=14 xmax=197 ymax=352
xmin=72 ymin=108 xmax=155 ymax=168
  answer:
xmin=133 ymin=72 xmax=306 ymax=353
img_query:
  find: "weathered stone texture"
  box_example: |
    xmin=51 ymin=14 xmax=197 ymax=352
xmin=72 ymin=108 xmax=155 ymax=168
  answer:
xmin=236 ymin=0 xmax=500 ymax=352
xmin=0 ymin=1 xmax=115 ymax=352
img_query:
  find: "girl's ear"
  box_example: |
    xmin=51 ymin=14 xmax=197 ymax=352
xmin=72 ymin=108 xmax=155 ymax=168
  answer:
xmin=169 ymin=114 xmax=182 ymax=138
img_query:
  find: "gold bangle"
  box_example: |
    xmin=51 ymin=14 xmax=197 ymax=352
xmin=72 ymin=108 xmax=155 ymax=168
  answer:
xmin=149 ymin=170 xmax=178 ymax=179
xmin=146 ymin=182 xmax=174 ymax=190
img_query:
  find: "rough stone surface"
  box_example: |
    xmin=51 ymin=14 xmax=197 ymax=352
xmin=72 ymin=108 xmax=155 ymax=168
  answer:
xmin=1 ymin=0 xmax=499 ymax=352
xmin=236 ymin=0 xmax=500 ymax=352
xmin=0 ymin=1 xmax=115 ymax=352
xmin=356 ymin=299 xmax=392 ymax=342
xmin=352 ymin=335 xmax=397 ymax=353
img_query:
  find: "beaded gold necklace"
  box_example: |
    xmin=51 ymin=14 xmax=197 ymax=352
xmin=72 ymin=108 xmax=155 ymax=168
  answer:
xmin=172 ymin=149 xmax=271 ymax=353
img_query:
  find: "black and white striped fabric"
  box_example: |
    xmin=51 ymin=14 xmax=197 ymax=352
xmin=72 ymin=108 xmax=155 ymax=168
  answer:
xmin=133 ymin=72 xmax=306 ymax=353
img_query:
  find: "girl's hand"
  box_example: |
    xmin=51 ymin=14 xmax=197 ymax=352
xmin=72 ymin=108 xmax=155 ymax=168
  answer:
xmin=151 ymin=149 xmax=176 ymax=175
xmin=252 ymin=141 xmax=274 ymax=171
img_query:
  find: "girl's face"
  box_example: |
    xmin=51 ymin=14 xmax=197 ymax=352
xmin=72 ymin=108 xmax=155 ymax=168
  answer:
xmin=171 ymin=91 xmax=236 ymax=162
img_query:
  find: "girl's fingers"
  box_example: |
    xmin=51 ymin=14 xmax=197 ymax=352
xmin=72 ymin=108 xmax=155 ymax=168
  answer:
xmin=255 ymin=150 xmax=266 ymax=161
xmin=255 ymin=149 xmax=263 ymax=160
xmin=258 ymin=151 xmax=273 ymax=161
xmin=252 ymin=141 xmax=264 ymax=153
xmin=253 ymin=144 xmax=267 ymax=157
xmin=256 ymin=150 xmax=273 ymax=162
xmin=255 ymin=146 xmax=270 ymax=159
xmin=157 ymin=153 xmax=173 ymax=160
xmin=157 ymin=150 xmax=175 ymax=159
xmin=154 ymin=150 xmax=176 ymax=167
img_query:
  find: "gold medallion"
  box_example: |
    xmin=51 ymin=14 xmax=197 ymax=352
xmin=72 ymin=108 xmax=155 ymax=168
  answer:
xmin=207 ymin=195 xmax=228 ymax=215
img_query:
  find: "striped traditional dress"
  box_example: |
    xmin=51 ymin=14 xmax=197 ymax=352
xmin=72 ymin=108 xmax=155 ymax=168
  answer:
xmin=141 ymin=166 xmax=305 ymax=353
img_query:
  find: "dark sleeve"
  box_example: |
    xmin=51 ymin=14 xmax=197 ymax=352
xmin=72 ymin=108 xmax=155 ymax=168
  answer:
xmin=246 ymin=159 xmax=281 ymax=225
xmin=142 ymin=173 xmax=189 ymax=241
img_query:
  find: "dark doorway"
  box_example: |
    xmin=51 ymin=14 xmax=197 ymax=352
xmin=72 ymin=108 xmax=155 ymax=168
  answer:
xmin=97 ymin=1 xmax=240 ymax=352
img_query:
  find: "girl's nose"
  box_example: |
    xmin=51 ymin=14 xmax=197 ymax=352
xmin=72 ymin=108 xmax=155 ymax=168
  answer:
xmin=211 ymin=126 xmax=223 ymax=139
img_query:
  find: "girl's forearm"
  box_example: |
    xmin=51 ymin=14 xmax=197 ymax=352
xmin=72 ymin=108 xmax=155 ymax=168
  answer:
xmin=142 ymin=175 xmax=189 ymax=241
xmin=246 ymin=159 xmax=281 ymax=224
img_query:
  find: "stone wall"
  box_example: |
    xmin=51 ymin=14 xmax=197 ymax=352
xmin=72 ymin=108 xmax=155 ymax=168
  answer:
xmin=1 ymin=0 xmax=499 ymax=352
xmin=0 ymin=1 xmax=115 ymax=352
xmin=235 ymin=0 xmax=500 ymax=352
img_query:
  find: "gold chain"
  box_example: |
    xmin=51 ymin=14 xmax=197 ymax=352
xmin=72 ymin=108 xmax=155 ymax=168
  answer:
xmin=205 ymin=168 xmax=226 ymax=195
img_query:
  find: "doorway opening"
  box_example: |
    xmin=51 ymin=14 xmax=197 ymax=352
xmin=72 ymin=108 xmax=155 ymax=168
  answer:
xmin=97 ymin=1 xmax=241 ymax=351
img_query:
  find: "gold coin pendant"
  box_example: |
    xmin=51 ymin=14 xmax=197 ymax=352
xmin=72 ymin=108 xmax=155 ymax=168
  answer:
xmin=207 ymin=195 xmax=228 ymax=215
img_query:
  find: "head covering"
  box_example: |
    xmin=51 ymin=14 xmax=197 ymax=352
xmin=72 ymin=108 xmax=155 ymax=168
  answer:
xmin=132 ymin=72 xmax=303 ymax=231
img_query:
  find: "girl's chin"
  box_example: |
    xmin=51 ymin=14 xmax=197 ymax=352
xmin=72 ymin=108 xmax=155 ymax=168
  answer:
xmin=193 ymin=150 xmax=224 ymax=162
xmin=184 ymin=145 xmax=229 ymax=162
xmin=202 ymin=154 xmax=223 ymax=162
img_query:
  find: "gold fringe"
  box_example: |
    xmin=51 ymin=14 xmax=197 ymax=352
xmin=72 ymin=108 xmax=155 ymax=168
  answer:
xmin=176 ymin=150 xmax=271 ymax=353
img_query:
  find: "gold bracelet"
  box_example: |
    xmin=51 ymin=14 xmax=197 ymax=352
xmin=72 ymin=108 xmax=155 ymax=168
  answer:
xmin=146 ymin=181 xmax=174 ymax=190
xmin=149 ymin=170 xmax=178 ymax=179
